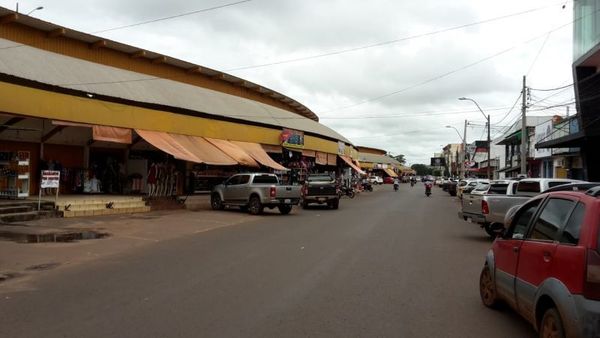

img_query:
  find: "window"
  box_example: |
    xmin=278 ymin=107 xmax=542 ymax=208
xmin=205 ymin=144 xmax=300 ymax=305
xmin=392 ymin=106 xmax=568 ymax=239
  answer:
xmin=508 ymin=199 xmax=542 ymax=239
xmin=225 ymin=176 xmax=240 ymax=185
xmin=559 ymin=203 xmax=586 ymax=245
xmin=252 ymin=175 xmax=278 ymax=184
xmin=238 ymin=175 xmax=250 ymax=184
xmin=548 ymin=181 xmax=570 ymax=188
xmin=529 ymin=199 xmax=576 ymax=241
xmin=517 ymin=181 xmax=541 ymax=194
xmin=488 ymin=184 xmax=508 ymax=195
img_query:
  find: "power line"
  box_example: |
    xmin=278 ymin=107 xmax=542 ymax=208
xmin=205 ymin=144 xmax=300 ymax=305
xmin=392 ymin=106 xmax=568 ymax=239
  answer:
xmin=529 ymin=83 xmax=573 ymax=91
xmin=526 ymin=32 xmax=551 ymax=76
xmin=91 ymin=1 xmax=253 ymax=34
xmin=318 ymin=18 xmax=576 ymax=115
xmin=494 ymin=92 xmax=522 ymax=125
xmin=224 ymin=1 xmax=568 ymax=72
xmin=318 ymin=106 xmax=511 ymax=120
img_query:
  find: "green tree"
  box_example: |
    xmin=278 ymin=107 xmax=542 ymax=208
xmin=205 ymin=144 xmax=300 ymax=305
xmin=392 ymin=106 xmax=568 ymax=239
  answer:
xmin=410 ymin=164 xmax=433 ymax=176
xmin=393 ymin=154 xmax=406 ymax=165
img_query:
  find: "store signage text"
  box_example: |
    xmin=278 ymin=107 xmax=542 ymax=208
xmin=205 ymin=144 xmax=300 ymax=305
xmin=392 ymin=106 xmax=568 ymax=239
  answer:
xmin=41 ymin=170 xmax=61 ymax=188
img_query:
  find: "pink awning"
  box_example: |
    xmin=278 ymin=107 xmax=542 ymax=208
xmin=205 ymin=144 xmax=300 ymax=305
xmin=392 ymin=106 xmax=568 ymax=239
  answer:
xmin=231 ymin=141 xmax=289 ymax=171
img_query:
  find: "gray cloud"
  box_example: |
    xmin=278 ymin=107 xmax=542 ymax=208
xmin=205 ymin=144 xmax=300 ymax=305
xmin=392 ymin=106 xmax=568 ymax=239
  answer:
xmin=2 ymin=0 xmax=574 ymax=165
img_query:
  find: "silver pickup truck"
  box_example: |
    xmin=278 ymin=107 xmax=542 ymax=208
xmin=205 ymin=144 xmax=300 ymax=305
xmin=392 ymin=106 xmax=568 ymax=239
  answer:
xmin=459 ymin=178 xmax=582 ymax=236
xmin=211 ymin=173 xmax=301 ymax=215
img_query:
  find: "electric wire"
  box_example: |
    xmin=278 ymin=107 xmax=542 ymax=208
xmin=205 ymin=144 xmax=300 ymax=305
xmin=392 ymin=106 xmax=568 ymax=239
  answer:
xmin=92 ymin=0 xmax=253 ymax=34
xmin=224 ymin=1 xmax=569 ymax=72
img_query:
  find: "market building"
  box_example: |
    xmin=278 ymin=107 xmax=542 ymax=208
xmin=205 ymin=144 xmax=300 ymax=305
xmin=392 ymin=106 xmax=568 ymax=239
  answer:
xmin=0 ymin=9 xmax=358 ymax=213
xmin=356 ymin=146 xmax=410 ymax=179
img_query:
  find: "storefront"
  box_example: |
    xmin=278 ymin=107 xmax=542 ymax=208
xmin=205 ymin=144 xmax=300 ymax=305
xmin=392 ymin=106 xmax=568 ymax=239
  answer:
xmin=0 ymin=9 xmax=357 ymax=199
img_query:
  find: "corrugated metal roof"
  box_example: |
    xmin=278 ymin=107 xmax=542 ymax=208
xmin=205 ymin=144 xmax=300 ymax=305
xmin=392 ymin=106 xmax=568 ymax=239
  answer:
xmin=357 ymin=152 xmax=401 ymax=165
xmin=0 ymin=35 xmax=351 ymax=144
xmin=0 ymin=7 xmax=319 ymax=121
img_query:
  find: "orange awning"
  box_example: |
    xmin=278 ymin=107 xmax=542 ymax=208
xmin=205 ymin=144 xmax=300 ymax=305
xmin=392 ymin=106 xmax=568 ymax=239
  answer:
xmin=205 ymin=137 xmax=260 ymax=167
xmin=135 ymin=130 xmax=238 ymax=165
xmin=93 ymin=126 xmax=132 ymax=144
xmin=384 ymin=168 xmax=398 ymax=177
xmin=231 ymin=141 xmax=289 ymax=171
xmin=170 ymin=134 xmax=238 ymax=166
xmin=340 ymin=155 xmax=367 ymax=175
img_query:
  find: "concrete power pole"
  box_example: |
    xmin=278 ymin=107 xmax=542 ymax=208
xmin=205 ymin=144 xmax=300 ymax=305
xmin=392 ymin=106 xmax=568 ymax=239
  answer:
xmin=462 ymin=119 xmax=467 ymax=179
xmin=520 ymin=75 xmax=527 ymax=176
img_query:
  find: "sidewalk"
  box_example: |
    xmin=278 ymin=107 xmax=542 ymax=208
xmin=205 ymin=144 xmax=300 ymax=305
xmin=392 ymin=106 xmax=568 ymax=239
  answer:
xmin=0 ymin=199 xmax=253 ymax=291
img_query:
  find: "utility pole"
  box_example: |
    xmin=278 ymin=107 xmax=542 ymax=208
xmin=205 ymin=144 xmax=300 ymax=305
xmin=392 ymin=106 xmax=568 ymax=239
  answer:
xmin=462 ymin=119 xmax=467 ymax=179
xmin=520 ymin=75 xmax=527 ymax=176
xmin=487 ymin=114 xmax=491 ymax=180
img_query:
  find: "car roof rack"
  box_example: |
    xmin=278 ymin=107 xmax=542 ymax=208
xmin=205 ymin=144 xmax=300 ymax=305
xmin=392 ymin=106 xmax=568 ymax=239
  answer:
xmin=586 ymin=186 xmax=600 ymax=197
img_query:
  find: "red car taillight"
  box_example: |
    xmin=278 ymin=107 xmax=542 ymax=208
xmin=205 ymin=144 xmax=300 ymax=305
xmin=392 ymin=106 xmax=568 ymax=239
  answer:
xmin=270 ymin=186 xmax=276 ymax=198
xmin=482 ymin=200 xmax=489 ymax=215
xmin=584 ymin=249 xmax=600 ymax=300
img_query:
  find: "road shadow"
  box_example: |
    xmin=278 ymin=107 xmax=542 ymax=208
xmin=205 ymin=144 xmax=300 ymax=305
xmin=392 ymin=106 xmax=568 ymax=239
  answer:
xmin=459 ymin=233 xmax=494 ymax=243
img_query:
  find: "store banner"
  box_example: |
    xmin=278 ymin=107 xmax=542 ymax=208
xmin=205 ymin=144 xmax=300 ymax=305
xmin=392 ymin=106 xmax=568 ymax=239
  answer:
xmin=302 ymin=149 xmax=316 ymax=157
xmin=41 ymin=170 xmax=60 ymax=188
xmin=93 ymin=126 xmax=132 ymax=144
xmin=280 ymin=129 xmax=304 ymax=149
xmin=315 ymin=152 xmax=328 ymax=165
xmin=327 ymin=153 xmax=337 ymax=166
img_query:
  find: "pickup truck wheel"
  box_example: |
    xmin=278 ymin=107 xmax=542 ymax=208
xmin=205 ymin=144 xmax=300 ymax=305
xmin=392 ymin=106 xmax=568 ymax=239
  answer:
xmin=479 ymin=266 xmax=499 ymax=308
xmin=211 ymin=194 xmax=224 ymax=210
xmin=248 ymin=196 xmax=263 ymax=215
xmin=278 ymin=205 xmax=292 ymax=215
xmin=539 ymin=308 xmax=565 ymax=338
xmin=331 ymin=199 xmax=339 ymax=209
xmin=484 ymin=223 xmax=504 ymax=238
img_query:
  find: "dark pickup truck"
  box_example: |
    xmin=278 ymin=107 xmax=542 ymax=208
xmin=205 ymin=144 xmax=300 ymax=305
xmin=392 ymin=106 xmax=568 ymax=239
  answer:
xmin=301 ymin=174 xmax=339 ymax=209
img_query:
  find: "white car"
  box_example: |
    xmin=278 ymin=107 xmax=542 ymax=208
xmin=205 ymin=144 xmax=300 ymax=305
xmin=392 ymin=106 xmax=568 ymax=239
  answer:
xmin=368 ymin=176 xmax=383 ymax=185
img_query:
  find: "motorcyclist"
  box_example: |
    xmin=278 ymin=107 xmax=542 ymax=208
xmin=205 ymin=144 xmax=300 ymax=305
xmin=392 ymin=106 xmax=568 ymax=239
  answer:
xmin=393 ymin=178 xmax=400 ymax=191
xmin=410 ymin=176 xmax=416 ymax=187
xmin=424 ymin=180 xmax=433 ymax=196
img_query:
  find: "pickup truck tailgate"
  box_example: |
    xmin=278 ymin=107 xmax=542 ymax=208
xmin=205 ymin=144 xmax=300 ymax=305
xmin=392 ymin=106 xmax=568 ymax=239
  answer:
xmin=276 ymin=186 xmax=302 ymax=199
xmin=462 ymin=194 xmax=483 ymax=216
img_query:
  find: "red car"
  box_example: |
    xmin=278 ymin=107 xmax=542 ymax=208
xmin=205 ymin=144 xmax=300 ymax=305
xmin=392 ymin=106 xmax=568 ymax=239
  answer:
xmin=383 ymin=177 xmax=395 ymax=184
xmin=479 ymin=188 xmax=600 ymax=338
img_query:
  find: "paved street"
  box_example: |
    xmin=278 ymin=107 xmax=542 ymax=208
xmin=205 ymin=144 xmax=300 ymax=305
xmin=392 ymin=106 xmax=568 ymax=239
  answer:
xmin=0 ymin=184 xmax=536 ymax=338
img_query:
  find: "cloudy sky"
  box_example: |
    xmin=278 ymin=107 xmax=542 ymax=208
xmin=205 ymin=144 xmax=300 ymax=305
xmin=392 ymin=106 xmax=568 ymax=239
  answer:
xmin=4 ymin=0 xmax=576 ymax=164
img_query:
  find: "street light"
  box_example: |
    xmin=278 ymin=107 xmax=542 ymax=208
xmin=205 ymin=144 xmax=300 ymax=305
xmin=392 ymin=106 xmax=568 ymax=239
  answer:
xmin=26 ymin=6 xmax=44 ymax=15
xmin=445 ymin=125 xmax=466 ymax=179
xmin=458 ymin=97 xmax=491 ymax=180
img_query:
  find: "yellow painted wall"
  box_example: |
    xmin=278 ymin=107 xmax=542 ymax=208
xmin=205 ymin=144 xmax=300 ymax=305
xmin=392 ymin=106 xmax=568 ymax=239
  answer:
xmin=0 ymin=81 xmax=341 ymax=153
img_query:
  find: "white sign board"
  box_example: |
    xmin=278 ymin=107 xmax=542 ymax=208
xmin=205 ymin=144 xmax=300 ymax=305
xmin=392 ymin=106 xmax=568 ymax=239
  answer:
xmin=41 ymin=170 xmax=60 ymax=188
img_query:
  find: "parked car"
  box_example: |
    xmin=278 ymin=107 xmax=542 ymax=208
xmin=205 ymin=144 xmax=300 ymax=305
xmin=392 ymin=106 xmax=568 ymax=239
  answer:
xmin=368 ymin=176 xmax=383 ymax=185
xmin=446 ymin=180 xmax=458 ymax=196
xmin=479 ymin=187 xmax=600 ymax=338
xmin=383 ymin=177 xmax=395 ymax=184
xmin=211 ymin=173 xmax=301 ymax=215
xmin=460 ymin=178 xmax=584 ymax=237
xmin=465 ymin=180 xmax=491 ymax=195
xmin=302 ymin=174 xmax=339 ymax=209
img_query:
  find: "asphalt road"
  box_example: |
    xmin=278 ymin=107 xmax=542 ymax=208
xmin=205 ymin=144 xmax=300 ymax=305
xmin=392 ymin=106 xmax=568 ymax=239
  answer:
xmin=0 ymin=183 xmax=536 ymax=338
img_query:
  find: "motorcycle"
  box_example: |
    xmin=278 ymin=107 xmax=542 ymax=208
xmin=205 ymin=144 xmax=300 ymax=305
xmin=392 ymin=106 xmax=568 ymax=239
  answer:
xmin=410 ymin=180 xmax=415 ymax=187
xmin=425 ymin=181 xmax=433 ymax=197
xmin=338 ymin=185 xmax=356 ymax=199
xmin=393 ymin=182 xmax=399 ymax=191
xmin=361 ymin=181 xmax=373 ymax=192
